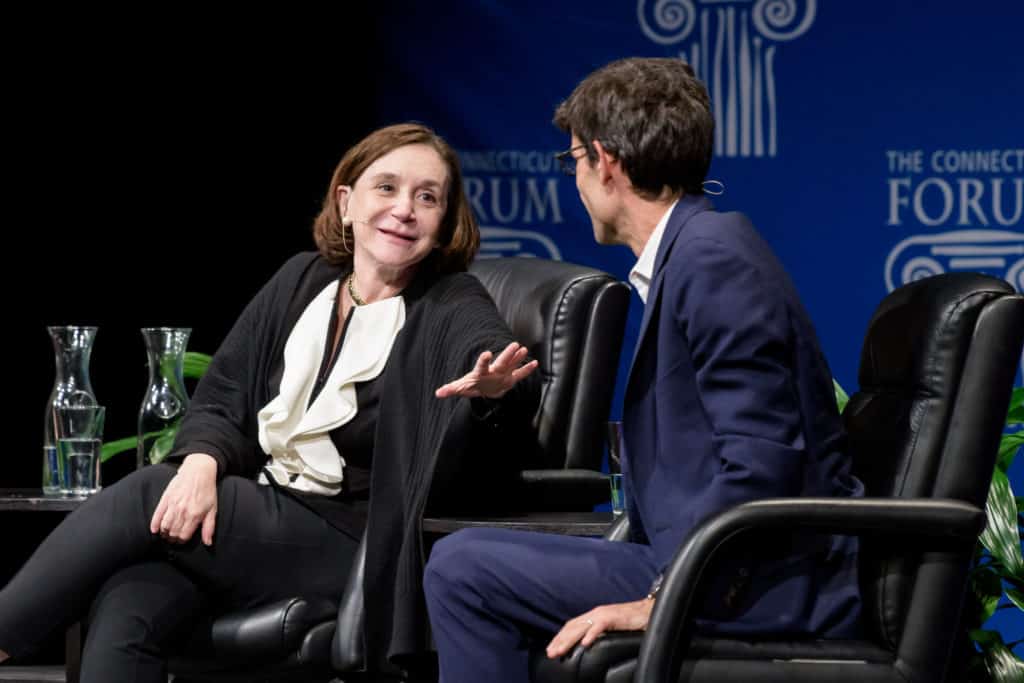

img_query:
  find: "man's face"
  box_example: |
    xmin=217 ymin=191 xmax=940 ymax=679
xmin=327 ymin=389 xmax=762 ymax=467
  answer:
xmin=571 ymin=135 xmax=617 ymax=245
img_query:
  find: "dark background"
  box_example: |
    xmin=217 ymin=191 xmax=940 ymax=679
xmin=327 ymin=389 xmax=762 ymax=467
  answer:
xmin=5 ymin=15 xmax=377 ymax=662
xmin=9 ymin=19 xmax=378 ymax=487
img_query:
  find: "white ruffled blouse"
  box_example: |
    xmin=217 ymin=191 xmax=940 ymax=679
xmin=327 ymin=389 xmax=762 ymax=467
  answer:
xmin=256 ymin=279 xmax=406 ymax=495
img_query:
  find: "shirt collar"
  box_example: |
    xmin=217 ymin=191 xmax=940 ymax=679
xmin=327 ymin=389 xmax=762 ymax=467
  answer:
xmin=628 ymin=199 xmax=678 ymax=303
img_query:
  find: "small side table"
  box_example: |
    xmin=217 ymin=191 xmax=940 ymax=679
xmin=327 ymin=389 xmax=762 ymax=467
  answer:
xmin=0 ymin=489 xmax=87 ymax=683
xmin=0 ymin=489 xmax=87 ymax=512
xmin=423 ymin=511 xmax=614 ymax=536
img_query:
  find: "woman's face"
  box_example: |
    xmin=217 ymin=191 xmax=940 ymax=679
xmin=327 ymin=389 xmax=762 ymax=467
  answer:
xmin=337 ymin=143 xmax=449 ymax=276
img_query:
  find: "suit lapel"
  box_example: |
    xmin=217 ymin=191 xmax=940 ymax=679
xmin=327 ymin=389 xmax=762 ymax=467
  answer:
xmin=626 ymin=195 xmax=712 ymax=392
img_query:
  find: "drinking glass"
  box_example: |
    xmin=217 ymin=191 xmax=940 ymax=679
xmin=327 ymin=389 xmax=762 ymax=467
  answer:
xmin=54 ymin=404 xmax=105 ymax=495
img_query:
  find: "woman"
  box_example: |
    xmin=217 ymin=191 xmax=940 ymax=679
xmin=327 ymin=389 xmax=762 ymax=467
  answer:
xmin=0 ymin=123 xmax=540 ymax=681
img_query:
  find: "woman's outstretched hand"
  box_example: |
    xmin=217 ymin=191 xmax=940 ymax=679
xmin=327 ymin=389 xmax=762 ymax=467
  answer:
xmin=150 ymin=453 xmax=219 ymax=546
xmin=435 ymin=342 xmax=539 ymax=399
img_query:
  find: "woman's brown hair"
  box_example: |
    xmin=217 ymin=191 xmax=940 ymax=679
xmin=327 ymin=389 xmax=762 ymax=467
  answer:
xmin=312 ymin=123 xmax=479 ymax=273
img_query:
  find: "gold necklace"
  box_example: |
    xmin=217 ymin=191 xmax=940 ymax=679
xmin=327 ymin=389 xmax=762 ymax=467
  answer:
xmin=347 ymin=273 xmax=366 ymax=306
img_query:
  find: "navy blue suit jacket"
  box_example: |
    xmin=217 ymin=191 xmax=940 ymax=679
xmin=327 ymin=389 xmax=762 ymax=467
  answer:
xmin=621 ymin=195 xmax=863 ymax=637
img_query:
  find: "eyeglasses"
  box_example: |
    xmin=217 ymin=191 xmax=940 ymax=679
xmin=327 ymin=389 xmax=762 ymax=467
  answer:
xmin=555 ymin=144 xmax=588 ymax=176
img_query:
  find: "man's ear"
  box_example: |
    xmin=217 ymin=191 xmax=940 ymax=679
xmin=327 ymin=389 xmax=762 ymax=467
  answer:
xmin=592 ymin=141 xmax=621 ymax=188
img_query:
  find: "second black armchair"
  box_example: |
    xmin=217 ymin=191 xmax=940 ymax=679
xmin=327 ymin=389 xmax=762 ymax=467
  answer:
xmin=530 ymin=272 xmax=1024 ymax=683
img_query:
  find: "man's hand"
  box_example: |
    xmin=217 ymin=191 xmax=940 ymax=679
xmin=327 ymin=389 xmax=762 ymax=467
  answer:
xmin=546 ymin=599 xmax=653 ymax=659
xmin=149 ymin=453 xmax=219 ymax=546
xmin=435 ymin=342 xmax=539 ymax=399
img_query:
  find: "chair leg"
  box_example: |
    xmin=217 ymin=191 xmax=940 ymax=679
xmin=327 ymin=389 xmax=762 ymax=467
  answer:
xmin=63 ymin=622 xmax=81 ymax=683
xmin=945 ymin=592 xmax=985 ymax=683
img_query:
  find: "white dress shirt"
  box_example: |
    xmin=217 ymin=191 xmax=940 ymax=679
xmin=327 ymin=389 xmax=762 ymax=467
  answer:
xmin=628 ymin=199 xmax=679 ymax=303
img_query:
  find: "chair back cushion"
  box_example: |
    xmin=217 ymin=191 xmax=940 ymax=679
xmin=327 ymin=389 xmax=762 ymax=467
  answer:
xmin=470 ymin=258 xmax=629 ymax=470
xmin=843 ymin=272 xmax=1023 ymax=648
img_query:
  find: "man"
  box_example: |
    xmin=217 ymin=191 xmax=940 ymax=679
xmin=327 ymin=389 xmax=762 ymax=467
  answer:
xmin=423 ymin=57 xmax=863 ymax=683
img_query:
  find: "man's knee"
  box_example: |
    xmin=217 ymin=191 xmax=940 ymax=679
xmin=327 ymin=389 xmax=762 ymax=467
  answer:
xmin=424 ymin=528 xmax=506 ymax=603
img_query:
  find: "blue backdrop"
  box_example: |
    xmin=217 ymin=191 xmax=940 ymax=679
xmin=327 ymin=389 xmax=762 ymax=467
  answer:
xmin=370 ymin=0 xmax=1022 ymax=640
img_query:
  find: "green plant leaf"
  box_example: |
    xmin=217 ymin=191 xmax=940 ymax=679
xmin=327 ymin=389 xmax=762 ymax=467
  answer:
xmin=968 ymin=628 xmax=1024 ymax=682
xmin=983 ymin=639 xmax=1024 ymax=683
xmin=148 ymin=425 xmax=179 ymax=465
xmin=980 ymin=469 xmax=1024 ymax=583
xmin=972 ymin=567 xmax=1005 ymax=623
xmin=100 ymin=429 xmax=173 ymax=463
xmin=1006 ymin=588 xmax=1024 ymax=613
xmin=183 ymin=352 xmax=212 ymax=380
xmin=833 ymin=379 xmax=849 ymax=414
xmin=997 ymin=431 xmax=1024 ymax=473
xmin=1005 ymin=387 xmax=1024 ymax=424
xmin=100 ymin=436 xmax=140 ymax=463
xmin=971 ymin=628 xmax=1004 ymax=648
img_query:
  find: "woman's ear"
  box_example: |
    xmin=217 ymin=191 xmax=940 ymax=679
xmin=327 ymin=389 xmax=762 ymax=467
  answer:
xmin=336 ymin=184 xmax=352 ymax=219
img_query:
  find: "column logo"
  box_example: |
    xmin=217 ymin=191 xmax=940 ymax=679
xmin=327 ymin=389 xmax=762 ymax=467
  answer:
xmin=638 ymin=0 xmax=816 ymax=158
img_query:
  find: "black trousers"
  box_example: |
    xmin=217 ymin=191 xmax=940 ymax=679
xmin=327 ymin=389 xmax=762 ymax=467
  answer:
xmin=0 ymin=464 xmax=359 ymax=682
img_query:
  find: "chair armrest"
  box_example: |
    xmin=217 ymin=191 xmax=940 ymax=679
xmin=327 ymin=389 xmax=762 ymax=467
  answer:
xmin=205 ymin=596 xmax=338 ymax=662
xmin=603 ymin=513 xmax=631 ymax=542
xmin=635 ymin=497 xmax=985 ymax=683
xmin=331 ymin=531 xmax=369 ymax=671
xmin=516 ymin=468 xmax=612 ymax=511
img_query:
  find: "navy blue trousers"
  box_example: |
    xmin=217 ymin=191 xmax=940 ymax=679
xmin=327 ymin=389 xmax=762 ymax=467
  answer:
xmin=424 ymin=527 xmax=660 ymax=683
xmin=0 ymin=464 xmax=358 ymax=682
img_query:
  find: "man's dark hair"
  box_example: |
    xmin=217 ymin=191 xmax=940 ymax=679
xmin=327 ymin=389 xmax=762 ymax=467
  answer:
xmin=554 ymin=57 xmax=714 ymax=198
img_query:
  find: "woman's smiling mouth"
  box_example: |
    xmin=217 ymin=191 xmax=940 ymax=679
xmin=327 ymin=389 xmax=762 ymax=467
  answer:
xmin=378 ymin=227 xmax=418 ymax=243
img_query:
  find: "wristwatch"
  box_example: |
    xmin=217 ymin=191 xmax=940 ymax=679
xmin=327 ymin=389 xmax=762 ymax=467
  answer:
xmin=646 ymin=574 xmax=663 ymax=601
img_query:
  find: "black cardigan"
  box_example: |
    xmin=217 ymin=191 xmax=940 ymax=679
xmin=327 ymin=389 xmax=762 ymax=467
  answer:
xmin=168 ymin=251 xmax=540 ymax=668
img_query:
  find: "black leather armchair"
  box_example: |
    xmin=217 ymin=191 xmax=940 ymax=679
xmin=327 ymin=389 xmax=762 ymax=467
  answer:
xmin=168 ymin=257 xmax=630 ymax=681
xmin=468 ymin=257 xmax=631 ymax=510
xmin=530 ymin=272 xmax=1024 ymax=683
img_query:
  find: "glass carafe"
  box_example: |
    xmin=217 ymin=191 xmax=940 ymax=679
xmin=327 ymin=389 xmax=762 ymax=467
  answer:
xmin=137 ymin=327 xmax=191 ymax=467
xmin=43 ymin=326 xmax=98 ymax=495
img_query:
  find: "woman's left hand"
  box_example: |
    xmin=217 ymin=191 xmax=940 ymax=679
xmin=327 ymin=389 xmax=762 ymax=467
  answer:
xmin=545 ymin=600 xmax=653 ymax=659
xmin=435 ymin=342 xmax=539 ymax=399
